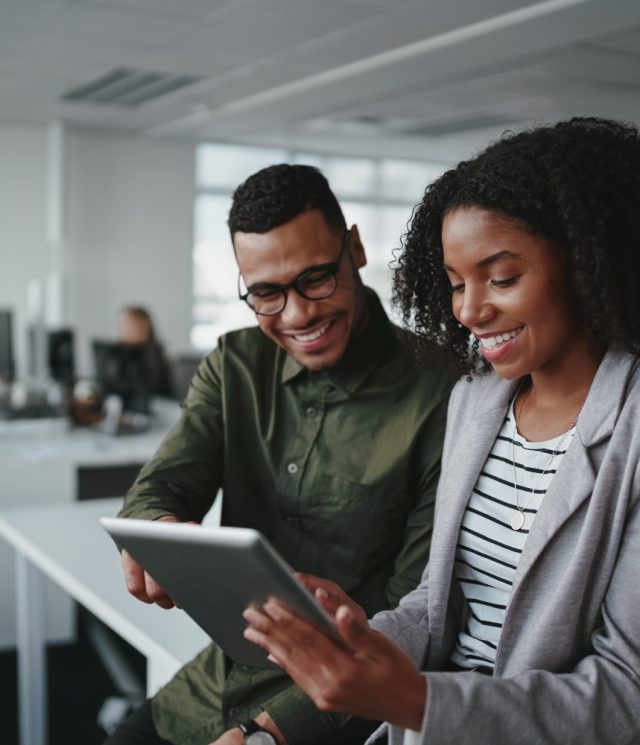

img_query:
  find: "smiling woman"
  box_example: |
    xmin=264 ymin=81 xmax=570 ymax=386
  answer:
xmin=243 ymin=118 xmax=640 ymax=745
xmin=441 ymin=207 xmax=588 ymax=397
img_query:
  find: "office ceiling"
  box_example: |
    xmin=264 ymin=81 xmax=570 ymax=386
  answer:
xmin=1 ymin=0 xmax=640 ymax=161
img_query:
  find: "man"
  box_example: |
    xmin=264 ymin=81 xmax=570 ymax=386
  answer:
xmin=108 ymin=164 xmax=450 ymax=745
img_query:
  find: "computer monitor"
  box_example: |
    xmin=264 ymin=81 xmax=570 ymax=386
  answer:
xmin=0 ymin=309 xmax=15 ymax=382
xmin=48 ymin=328 xmax=75 ymax=385
xmin=92 ymin=340 xmax=150 ymax=414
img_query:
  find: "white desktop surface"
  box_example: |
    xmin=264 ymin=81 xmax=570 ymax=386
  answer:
xmin=0 ymin=397 xmax=181 ymax=465
xmin=0 ymin=398 xmax=182 ymax=649
xmin=0 ymin=498 xmax=210 ymax=745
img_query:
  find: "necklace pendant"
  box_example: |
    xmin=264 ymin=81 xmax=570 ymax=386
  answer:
xmin=511 ymin=511 xmax=525 ymax=531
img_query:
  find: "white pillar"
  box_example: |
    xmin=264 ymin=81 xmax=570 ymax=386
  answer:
xmin=45 ymin=119 xmax=67 ymax=328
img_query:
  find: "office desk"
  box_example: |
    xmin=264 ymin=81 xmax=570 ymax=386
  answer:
xmin=0 ymin=498 xmax=210 ymax=745
xmin=0 ymin=398 xmax=182 ymax=649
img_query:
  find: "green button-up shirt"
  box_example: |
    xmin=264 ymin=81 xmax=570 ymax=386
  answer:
xmin=119 ymin=291 xmax=451 ymax=745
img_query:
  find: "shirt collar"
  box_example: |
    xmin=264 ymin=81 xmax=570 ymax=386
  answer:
xmin=280 ymin=289 xmax=396 ymax=394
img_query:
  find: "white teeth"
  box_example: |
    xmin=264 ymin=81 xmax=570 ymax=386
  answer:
xmin=480 ymin=327 xmax=522 ymax=349
xmin=294 ymin=323 xmax=330 ymax=343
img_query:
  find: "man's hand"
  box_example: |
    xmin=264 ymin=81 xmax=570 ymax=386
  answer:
xmin=243 ymin=598 xmax=426 ymax=732
xmin=121 ymin=515 xmax=179 ymax=609
xmin=208 ymin=712 xmax=286 ymax=745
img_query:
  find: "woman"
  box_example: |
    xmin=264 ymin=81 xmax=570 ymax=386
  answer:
xmin=119 ymin=305 xmax=174 ymax=398
xmin=243 ymin=118 xmax=640 ymax=745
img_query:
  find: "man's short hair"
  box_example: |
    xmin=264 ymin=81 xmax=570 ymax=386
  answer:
xmin=228 ymin=163 xmax=347 ymax=237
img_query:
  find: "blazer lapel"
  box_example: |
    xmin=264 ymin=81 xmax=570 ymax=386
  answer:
xmin=511 ymin=438 xmax=595 ymax=592
xmin=511 ymin=348 xmax=638 ymax=596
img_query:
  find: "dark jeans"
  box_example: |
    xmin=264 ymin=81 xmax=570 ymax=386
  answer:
xmin=103 ymin=699 xmax=377 ymax=745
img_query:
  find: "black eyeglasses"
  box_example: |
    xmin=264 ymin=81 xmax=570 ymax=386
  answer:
xmin=238 ymin=230 xmax=349 ymax=316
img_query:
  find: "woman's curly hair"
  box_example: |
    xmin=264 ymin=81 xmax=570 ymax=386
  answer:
xmin=393 ymin=117 xmax=640 ymax=374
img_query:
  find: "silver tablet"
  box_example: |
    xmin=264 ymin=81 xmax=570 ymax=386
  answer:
xmin=101 ymin=516 xmax=342 ymax=668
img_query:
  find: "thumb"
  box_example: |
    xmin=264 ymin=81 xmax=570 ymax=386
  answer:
xmin=335 ymin=605 xmax=381 ymax=654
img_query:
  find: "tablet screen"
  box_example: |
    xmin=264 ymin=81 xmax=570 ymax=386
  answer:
xmin=101 ymin=517 xmax=342 ymax=668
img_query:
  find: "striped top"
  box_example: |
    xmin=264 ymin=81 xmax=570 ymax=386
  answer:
xmin=449 ymin=397 xmax=576 ymax=670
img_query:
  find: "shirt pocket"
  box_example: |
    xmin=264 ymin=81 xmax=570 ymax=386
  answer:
xmin=284 ymin=473 xmax=410 ymax=589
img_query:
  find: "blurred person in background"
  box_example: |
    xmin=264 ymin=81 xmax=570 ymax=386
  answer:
xmin=118 ymin=306 xmax=174 ymax=398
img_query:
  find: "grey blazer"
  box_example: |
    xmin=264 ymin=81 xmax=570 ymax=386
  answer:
xmin=368 ymin=348 xmax=640 ymax=745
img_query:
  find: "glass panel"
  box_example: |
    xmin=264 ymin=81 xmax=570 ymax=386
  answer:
xmin=379 ymin=204 xmax=416 ymax=256
xmin=193 ymin=194 xmax=238 ymax=302
xmin=373 ymin=204 xmax=417 ymax=312
xmin=323 ymin=156 xmax=376 ymax=199
xmin=193 ymin=239 xmax=238 ymax=300
xmin=194 ymin=194 xmax=233 ymax=243
xmin=342 ymin=201 xmax=377 ymax=245
xmin=197 ymin=143 xmax=288 ymax=189
xmin=191 ymin=300 xmax=256 ymax=352
xmin=362 ymin=265 xmax=394 ymax=309
xmin=341 ymin=200 xmax=392 ymax=307
xmin=291 ymin=152 xmax=326 ymax=171
xmin=380 ymin=159 xmax=446 ymax=202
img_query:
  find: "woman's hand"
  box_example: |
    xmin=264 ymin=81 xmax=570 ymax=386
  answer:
xmin=295 ymin=573 xmax=368 ymax=626
xmin=243 ymin=597 xmax=426 ymax=732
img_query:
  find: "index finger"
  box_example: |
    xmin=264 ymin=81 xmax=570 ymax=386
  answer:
xmin=122 ymin=549 xmax=151 ymax=601
xmin=121 ymin=549 xmax=175 ymax=608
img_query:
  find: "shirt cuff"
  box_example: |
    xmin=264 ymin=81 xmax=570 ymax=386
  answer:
xmin=118 ymin=503 xmax=185 ymax=522
xmin=262 ymin=685 xmax=350 ymax=745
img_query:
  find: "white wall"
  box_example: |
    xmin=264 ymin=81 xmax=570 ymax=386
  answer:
xmin=0 ymin=121 xmax=196 ymax=378
xmin=66 ymin=128 xmax=196 ymax=375
xmin=0 ymin=123 xmax=48 ymax=379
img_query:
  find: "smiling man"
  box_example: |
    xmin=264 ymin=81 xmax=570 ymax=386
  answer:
xmin=234 ymin=211 xmax=367 ymax=372
xmin=110 ymin=165 xmax=451 ymax=745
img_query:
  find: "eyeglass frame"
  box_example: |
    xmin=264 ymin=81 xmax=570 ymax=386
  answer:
xmin=237 ymin=229 xmax=350 ymax=316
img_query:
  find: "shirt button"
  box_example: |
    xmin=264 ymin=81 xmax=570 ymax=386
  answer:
xmin=305 ymin=406 xmax=317 ymax=417
xmin=229 ymin=707 xmax=240 ymax=718
xmin=287 ymin=462 xmax=298 ymax=475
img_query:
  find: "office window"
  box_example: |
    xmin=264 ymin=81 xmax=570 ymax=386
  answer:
xmin=192 ymin=144 xmax=445 ymax=350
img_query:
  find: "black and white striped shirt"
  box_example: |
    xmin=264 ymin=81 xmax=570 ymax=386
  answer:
xmin=449 ymin=398 xmax=575 ymax=670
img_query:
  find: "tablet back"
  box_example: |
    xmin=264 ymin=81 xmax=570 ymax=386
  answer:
xmin=101 ymin=517 xmax=338 ymax=668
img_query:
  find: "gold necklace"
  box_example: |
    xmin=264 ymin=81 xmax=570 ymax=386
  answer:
xmin=510 ymin=390 xmax=580 ymax=531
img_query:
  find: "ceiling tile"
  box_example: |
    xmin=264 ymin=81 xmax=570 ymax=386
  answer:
xmin=174 ymin=0 xmax=367 ymax=59
xmin=91 ymin=0 xmax=229 ymax=18
xmin=40 ymin=3 xmax=192 ymax=44
xmin=587 ymin=24 xmax=640 ymax=55
xmin=193 ymin=58 xmax=324 ymax=106
xmin=136 ymin=48 xmax=252 ymax=79
xmin=273 ymin=0 xmax=536 ymax=72
xmin=0 ymin=0 xmax=67 ymax=26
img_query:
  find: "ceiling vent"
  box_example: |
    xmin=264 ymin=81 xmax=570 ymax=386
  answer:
xmin=62 ymin=67 xmax=201 ymax=107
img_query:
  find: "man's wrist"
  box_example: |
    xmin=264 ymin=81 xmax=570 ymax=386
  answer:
xmin=251 ymin=711 xmax=286 ymax=745
xmin=237 ymin=720 xmax=276 ymax=744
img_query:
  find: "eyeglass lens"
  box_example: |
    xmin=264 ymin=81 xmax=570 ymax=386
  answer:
xmin=247 ymin=270 xmax=337 ymax=315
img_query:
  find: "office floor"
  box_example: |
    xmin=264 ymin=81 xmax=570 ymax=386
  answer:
xmin=0 ymin=612 xmax=145 ymax=745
